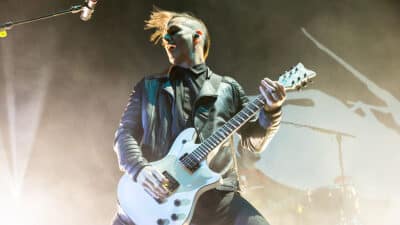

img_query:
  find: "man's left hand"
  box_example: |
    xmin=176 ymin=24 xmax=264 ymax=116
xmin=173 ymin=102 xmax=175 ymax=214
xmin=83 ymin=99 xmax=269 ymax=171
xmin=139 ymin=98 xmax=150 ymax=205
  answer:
xmin=259 ymin=78 xmax=286 ymax=112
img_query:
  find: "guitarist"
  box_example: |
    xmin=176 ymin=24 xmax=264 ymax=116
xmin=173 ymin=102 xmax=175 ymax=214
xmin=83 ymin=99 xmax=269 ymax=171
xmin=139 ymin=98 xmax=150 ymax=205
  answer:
xmin=112 ymin=7 xmax=286 ymax=225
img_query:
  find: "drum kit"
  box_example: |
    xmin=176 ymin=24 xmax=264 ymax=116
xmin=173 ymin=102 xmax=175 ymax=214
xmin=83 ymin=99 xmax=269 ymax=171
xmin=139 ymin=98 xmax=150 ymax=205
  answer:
xmin=238 ymin=121 xmax=364 ymax=225
xmin=240 ymin=168 xmax=362 ymax=225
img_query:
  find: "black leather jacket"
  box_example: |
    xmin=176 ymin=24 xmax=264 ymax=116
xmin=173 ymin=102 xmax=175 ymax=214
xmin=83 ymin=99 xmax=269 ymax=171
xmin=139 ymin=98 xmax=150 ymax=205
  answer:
xmin=114 ymin=70 xmax=281 ymax=191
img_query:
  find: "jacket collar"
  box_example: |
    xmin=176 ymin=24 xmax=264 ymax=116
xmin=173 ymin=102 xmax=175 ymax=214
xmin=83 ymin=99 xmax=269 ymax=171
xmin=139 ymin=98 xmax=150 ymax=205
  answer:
xmin=162 ymin=65 xmax=220 ymax=100
xmin=197 ymin=70 xmax=219 ymax=99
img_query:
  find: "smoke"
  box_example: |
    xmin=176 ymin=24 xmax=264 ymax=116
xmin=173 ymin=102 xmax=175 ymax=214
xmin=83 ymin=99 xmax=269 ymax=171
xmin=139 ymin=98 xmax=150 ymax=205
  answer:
xmin=0 ymin=0 xmax=399 ymax=224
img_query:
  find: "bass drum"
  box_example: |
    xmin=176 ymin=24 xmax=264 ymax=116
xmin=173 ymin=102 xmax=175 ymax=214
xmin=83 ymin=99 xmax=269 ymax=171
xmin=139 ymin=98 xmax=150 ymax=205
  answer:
xmin=303 ymin=184 xmax=361 ymax=225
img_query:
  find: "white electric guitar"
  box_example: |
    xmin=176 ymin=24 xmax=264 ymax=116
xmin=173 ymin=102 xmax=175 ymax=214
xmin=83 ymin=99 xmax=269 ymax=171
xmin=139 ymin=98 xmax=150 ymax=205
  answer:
xmin=117 ymin=63 xmax=316 ymax=225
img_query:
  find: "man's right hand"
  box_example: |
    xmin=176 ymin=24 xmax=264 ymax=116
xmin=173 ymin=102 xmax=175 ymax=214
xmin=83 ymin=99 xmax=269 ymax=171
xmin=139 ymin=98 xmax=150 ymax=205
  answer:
xmin=136 ymin=166 xmax=169 ymax=200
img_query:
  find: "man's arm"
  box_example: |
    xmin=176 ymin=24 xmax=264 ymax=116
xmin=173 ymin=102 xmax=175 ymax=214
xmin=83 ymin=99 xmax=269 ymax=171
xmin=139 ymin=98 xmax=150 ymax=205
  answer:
xmin=113 ymin=78 xmax=169 ymax=200
xmin=113 ymin=79 xmax=148 ymax=181
xmin=228 ymin=77 xmax=284 ymax=152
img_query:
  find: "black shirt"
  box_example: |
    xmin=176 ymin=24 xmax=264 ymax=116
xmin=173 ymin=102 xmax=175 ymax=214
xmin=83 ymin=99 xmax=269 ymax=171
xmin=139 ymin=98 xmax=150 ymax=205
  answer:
xmin=169 ymin=63 xmax=208 ymax=138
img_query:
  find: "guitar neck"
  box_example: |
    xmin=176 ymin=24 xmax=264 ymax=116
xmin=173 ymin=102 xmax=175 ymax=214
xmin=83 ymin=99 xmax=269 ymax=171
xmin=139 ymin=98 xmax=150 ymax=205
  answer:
xmin=184 ymin=62 xmax=316 ymax=164
xmin=189 ymin=87 xmax=293 ymax=163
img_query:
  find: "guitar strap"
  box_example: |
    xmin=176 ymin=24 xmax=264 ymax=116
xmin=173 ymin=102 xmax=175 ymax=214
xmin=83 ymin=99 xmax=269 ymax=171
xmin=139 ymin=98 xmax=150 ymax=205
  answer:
xmin=210 ymin=73 xmax=243 ymax=193
xmin=206 ymin=68 xmax=222 ymax=90
xmin=193 ymin=69 xmax=222 ymax=137
xmin=229 ymin=135 xmax=243 ymax=193
xmin=201 ymin=71 xmax=243 ymax=193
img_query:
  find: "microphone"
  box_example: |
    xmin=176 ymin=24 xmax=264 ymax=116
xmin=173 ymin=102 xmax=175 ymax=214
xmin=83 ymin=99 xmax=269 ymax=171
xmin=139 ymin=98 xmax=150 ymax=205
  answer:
xmin=80 ymin=0 xmax=98 ymax=21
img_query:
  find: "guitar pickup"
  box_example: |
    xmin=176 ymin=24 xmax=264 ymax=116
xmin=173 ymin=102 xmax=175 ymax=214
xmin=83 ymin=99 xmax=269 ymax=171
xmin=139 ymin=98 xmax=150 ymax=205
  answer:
xmin=162 ymin=171 xmax=180 ymax=194
xmin=151 ymin=171 xmax=180 ymax=204
xmin=179 ymin=153 xmax=200 ymax=173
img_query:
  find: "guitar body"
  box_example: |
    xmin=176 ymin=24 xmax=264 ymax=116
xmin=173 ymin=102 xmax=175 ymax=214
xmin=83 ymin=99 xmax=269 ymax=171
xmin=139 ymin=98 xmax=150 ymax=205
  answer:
xmin=117 ymin=128 xmax=222 ymax=225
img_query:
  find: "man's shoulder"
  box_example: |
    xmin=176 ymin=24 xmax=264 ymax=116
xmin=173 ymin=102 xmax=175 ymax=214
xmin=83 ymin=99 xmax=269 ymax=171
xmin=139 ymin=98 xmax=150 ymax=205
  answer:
xmin=140 ymin=73 xmax=169 ymax=87
xmin=132 ymin=73 xmax=169 ymax=93
xmin=215 ymin=74 xmax=243 ymax=91
xmin=220 ymin=75 xmax=239 ymax=85
xmin=208 ymin=69 xmax=238 ymax=85
xmin=143 ymin=73 xmax=169 ymax=81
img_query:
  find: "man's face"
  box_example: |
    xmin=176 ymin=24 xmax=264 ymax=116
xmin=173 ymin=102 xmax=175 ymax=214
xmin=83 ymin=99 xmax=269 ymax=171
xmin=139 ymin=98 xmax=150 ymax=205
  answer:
xmin=163 ymin=17 xmax=202 ymax=66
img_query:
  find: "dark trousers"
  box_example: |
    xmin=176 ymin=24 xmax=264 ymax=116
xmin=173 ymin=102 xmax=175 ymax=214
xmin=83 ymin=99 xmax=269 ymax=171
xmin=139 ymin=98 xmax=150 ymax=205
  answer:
xmin=112 ymin=189 xmax=270 ymax=225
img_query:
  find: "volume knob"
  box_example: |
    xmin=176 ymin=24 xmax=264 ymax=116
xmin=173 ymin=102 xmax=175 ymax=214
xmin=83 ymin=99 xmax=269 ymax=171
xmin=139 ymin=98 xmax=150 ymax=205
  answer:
xmin=174 ymin=199 xmax=181 ymax=206
xmin=171 ymin=213 xmax=178 ymax=221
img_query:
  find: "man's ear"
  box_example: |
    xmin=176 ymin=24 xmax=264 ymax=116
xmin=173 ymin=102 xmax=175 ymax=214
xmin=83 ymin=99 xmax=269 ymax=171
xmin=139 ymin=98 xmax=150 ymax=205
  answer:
xmin=193 ymin=30 xmax=203 ymax=45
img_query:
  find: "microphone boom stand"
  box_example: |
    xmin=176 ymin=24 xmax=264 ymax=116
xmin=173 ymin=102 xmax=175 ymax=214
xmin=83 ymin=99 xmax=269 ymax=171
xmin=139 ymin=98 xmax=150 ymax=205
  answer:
xmin=0 ymin=4 xmax=83 ymax=37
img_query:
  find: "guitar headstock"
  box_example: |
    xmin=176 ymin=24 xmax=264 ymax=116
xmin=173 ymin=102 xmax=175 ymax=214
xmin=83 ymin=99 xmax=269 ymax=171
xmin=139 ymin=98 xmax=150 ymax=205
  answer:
xmin=277 ymin=63 xmax=316 ymax=91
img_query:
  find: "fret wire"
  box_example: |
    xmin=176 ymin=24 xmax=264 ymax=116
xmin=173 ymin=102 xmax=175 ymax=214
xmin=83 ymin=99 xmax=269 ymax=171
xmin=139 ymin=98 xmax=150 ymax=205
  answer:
xmin=196 ymin=146 xmax=207 ymax=158
xmin=199 ymin=150 xmax=208 ymax=159
xmin=219 ymin=130 xmax=228 ymax=139
xmin=219 ymin=128 xmax=229 ymax=136
xmin=244 ymin=109 xmax=257 ymax=118
xmin=227 ymin=123 xmax=238 ymax=133
xmin=239 ymin=111 xmax=247 ymax=118
xmin=198 ymin=149 xmax=207 ymax=159
xmin=206 ymin=138 xmax=217 ymax=148
xmin=192 ymin=151 xmax=204 ymax=162
xmin=244 ymin=105 xmax=254 ymax=113
xmin=215 ymin=130 xmax=226 ymax=139
xmin=240 ymin=110 xmax=248 ymax=117
xmin=191 ymin=154 xmax=200 ymax=163
xmin=202 ymin=141 xmax=213 ymax=151
xmin=248 ymin=101 xmax=260 ymax=112
xmin=231 ymin=116 xmax=241 ymax=125
xmin=255 ymin=96 xmax=265 ymax=106
xmin=226 ymin=122 xmax=236 ymax=130
xmin=210 ymin=136 xmax=221 ymax=146
xmin=223 ymin=124 xmax=233 ymax=132
xmin=194 ymin=150 xmax=203 ymax=158
xmin=246 ymin=104 xmax=258 ymax=113
xmin=190 ymin=149 xmax=200 ymax=157
xmin=220 ymin=126 xmax=229 ymax=135
xmin=211 ymin=134 xmax=222 ymax=142
xmin=236 ymin=114 xmax=245 ymax=122
xmin=241 ymin=110 xmax=250 ymax=117
xmin=191 ymin=150 xmax=202 ymax=160
xmin=235 ymin=116 xmax=243 ymax=124
xmin=197 ymin=147 xmax=207 ymax=158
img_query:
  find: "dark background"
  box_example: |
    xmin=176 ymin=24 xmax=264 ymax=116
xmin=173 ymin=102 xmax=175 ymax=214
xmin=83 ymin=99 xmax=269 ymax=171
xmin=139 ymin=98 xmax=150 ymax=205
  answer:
xmin=0 ymin=0 xmax=399 ymax=224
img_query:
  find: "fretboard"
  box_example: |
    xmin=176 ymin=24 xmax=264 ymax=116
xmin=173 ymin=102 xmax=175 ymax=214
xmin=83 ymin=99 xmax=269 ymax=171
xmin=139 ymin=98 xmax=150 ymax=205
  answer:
xmin=187 ymin=95 xmax=266 ymax=164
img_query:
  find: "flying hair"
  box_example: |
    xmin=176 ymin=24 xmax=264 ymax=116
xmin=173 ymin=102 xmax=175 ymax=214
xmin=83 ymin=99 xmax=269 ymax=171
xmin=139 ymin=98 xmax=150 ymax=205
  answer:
xmin=144 ymin=6 xmax=211 ymax=59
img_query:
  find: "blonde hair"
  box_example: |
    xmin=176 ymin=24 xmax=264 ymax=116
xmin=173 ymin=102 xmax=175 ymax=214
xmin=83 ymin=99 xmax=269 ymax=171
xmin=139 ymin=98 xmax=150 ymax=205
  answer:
xmin=144 ymin=7 xmax=211 ymax=59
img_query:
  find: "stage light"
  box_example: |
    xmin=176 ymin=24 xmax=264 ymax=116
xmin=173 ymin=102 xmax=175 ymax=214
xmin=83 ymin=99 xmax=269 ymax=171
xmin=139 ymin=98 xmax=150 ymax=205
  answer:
xmin=0 ymin=29 xmax=7 ymax=38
